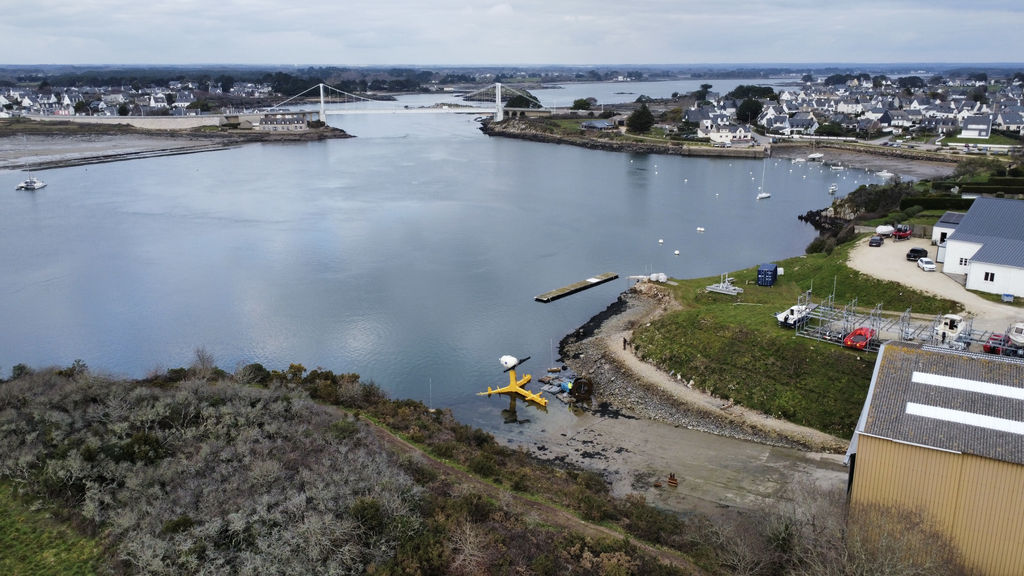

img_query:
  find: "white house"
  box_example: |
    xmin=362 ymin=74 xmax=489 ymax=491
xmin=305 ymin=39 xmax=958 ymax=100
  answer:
xmin=942 ymin=198 xmax=1024 ymax=298
xmin=960 ymin=115 xmax=992 ymax=138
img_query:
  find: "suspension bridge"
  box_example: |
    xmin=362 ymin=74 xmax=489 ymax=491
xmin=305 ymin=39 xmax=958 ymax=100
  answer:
xmin=268 ymin=82 xmax=552 ymax=122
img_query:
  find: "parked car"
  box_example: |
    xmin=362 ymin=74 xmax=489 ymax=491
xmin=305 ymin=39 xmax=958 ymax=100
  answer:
xmin=917 ymin=257 xmax=936 ymax=271
xmin=844 ymin=327 xmax=877 ymax=350
xmin=984 ymin=334 xmax=1013 ymax=355
xmin=868 ymin=235 xmax=884 ymax=247
xmin=907 ymin=247 xmax=928 ymax=261
xmin=893 ymin=224 xmax=912 ymax=240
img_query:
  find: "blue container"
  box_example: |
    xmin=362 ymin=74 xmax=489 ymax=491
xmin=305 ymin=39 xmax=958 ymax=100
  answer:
xmin=757 ymin=263 xmax=778 ymax=287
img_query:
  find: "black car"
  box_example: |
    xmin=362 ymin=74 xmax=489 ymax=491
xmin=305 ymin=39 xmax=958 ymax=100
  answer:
xmin=906 ymin=247 xmax=928 ymax=261
xmin=869 ymin=236 xmax=884 ymax=247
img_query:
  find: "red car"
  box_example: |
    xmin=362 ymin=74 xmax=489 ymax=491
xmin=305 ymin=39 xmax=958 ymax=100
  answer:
xmin=844 ymin=327 xmax=876 ymax=350
xmin=984 ymin=334 xmax=1012 ymax=355
xmin=893 ymin=224 xmax=912 ymax=240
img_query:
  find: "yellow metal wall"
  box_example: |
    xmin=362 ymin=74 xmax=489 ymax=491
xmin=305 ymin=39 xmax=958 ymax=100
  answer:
xmin=851 ymin=435 xmax=1024 ymax=575
xmin=851 ymin=435 xmax=962 ymax=533
xmin=952 ymin=454 xmax=1024 ymax=576
xmin=851 ymin=434 xmax=1024 ymax=573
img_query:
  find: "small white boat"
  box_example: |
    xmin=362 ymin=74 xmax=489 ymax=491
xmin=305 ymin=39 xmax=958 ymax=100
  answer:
xmin=16 ymin=176 xmax=47 ymax=191
xmin=756 ymin=191 xmax=771 ymax=200
xmin=776 ymin=304 xmax=815 ymax=328
xmin=807 ymin=153 xmax=824 ymax=161
xmin=791 ymin=157 xmax=806 ymax=163
xmin=830 ymin=164 xmax=846 ymax=171
xmin=1009 ymin=322 xmax=1024 ymax=346
xmin=828 ymin=183 xmax=838 ymax=194
xmin=877 ymin=170 xmax=895 ymax=179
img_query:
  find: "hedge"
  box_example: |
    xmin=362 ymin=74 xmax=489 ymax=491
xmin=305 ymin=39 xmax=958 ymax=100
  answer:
xmin=899 ymin=196 xmax=975 ymax=211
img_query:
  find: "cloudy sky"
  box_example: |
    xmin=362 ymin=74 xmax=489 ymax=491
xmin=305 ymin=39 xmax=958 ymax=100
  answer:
xmin=4 ymin=0 xmax=1023 ymax=66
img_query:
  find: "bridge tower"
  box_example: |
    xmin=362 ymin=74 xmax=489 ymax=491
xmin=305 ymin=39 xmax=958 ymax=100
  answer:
xmin=319 ymin=83 xmax=326 ymax=125
xmin=494 ymin=82 xmax=503 ymax=122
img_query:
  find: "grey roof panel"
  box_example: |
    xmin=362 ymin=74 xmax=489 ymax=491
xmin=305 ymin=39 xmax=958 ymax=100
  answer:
xmin=859 ymin=342 xmax=1024 ymax=465
xmin=952 ymin=197 xmax=1024 ymax=241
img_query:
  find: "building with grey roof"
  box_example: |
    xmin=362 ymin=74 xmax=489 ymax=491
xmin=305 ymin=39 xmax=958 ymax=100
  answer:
xmin=942 ymin=197 xmax=1024 ymax=298
xmin=846 ymin=342 xmax=1024 ymax=575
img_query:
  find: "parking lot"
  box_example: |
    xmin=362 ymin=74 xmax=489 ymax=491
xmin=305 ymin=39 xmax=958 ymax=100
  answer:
xmin=846 ymin=234 xmax=1019 ymax=334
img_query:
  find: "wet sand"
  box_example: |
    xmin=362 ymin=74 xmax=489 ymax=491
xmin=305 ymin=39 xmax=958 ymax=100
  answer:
xmin=772 ymin=146 xmax=956 ymax=181
xmin=0 ymin=134 xmax=229 ymax=171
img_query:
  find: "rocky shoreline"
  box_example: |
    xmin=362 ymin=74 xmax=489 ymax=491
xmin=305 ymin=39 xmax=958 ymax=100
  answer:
xmin=481 ymin=119 xmax=764 ymax=158
xmin=558 ymin=285 xmax=843 ymax=452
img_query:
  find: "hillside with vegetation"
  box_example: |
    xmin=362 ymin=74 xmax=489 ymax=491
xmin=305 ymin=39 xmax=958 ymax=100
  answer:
xmin=629 ymin=242 xmax=959 ymax=438
xmin=1 ymin=348 xmax=975 ymax=575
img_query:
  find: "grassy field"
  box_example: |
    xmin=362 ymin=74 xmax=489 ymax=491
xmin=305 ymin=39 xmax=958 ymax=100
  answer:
xmin=943 ymin=133 xmax=1021 ymax=146
xmin=630 ymin=242 xmax=959 ymax=437
xmin=0 ymin=483 xmax=108 ymax=575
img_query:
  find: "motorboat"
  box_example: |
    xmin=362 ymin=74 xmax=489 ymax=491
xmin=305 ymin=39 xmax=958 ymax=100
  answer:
xmin=877 ymin=170 xmax=895 ymax=179
xmin=807 ymin=153 xmax=824 ymax=161
xmin=16 ymin=176 xmax=47 ymax=190
xmin=1008 ymin=322 xmax=1024 ymax=346
xmin=934 ymin=314 xmax=966 ymax=344
xmin=756 ymin=191 xmax=771 ymax=200
xmin=828 ymin=183 xmax=838 ymax=194
xmin=775 ymin=304 xmax=815 ymax=328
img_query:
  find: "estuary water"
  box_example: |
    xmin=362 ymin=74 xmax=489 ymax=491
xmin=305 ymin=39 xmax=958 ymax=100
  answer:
xmin=0 ymin=81 xmax=884 ymax=432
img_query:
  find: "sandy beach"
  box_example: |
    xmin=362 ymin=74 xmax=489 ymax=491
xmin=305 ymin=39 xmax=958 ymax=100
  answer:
xmin=0 ymin=134 xmax=232 ymax=171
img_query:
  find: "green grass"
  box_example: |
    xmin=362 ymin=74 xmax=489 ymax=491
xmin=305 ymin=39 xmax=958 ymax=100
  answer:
xmin=631 ymin=242 xmax=960 ymax=438
xmin=943 ymin=133 xmax=1022 ymax=146
xmin=0 ymin=483 xmax=108 ymax=575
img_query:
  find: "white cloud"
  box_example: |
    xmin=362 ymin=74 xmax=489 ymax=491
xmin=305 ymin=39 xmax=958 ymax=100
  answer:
xmin=2 ymin=0 xmax=1022 ymax=64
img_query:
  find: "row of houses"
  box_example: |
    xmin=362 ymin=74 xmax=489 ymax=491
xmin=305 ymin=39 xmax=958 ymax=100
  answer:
xmin=682 ymin=79 xmax=1024 ymax=142
xmin=0 ymin=81 xmax=275 ymax=118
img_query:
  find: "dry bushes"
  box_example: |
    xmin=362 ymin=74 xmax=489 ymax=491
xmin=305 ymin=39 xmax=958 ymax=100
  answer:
xmin=0 ymin=371 xmax=421 ymax=574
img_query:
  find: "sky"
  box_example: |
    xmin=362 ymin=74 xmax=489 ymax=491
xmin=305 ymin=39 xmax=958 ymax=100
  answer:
xmin=3 ymin=0 xmax=1023 ymax=66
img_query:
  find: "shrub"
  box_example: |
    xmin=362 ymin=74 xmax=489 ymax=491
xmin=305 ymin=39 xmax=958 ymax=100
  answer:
xmin=330 ymin=417 xmax=360 ymax=440
xmin=234 ymin=362 xmax=270 ymax=386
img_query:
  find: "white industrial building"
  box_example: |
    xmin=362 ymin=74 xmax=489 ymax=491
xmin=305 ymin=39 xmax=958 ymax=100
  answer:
xmin=942 ymin=197 xmax=1024 ymax=298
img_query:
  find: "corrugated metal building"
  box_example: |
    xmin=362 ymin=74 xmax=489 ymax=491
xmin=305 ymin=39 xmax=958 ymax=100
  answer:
xmin=846 ymin=342 xmax=1024 ymax=575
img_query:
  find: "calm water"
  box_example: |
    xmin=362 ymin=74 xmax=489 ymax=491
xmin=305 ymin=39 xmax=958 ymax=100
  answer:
xmin=0 ymin=83 xmax=882 ymax=433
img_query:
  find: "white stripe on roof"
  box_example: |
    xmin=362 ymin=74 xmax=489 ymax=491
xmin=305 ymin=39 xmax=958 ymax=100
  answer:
xmin=906 ymin=403 xmax=1024 ymax=436
xmin=912 ymin=371 xmax=1024 ymax=400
